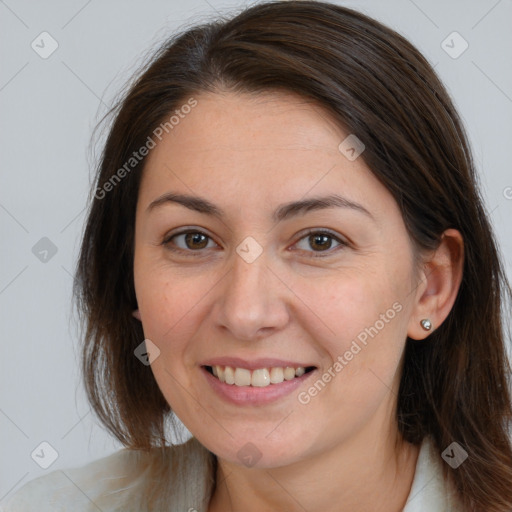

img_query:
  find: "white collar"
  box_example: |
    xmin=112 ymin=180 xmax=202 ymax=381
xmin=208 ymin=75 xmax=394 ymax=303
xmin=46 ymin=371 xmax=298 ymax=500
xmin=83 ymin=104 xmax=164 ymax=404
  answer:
xmin=403 ymin=436 xmax=463 ymax=511
xmin=1 ymin=435 xmax=464 ymax=511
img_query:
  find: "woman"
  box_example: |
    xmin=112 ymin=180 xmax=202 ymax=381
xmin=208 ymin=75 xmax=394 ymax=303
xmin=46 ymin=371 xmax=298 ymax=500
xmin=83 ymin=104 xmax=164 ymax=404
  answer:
xmin=3 ymin=1 xmax=511 ymax=511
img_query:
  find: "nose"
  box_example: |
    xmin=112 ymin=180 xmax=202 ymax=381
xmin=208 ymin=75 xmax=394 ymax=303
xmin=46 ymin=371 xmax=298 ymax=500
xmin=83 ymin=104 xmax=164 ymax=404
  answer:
xmin=213 ymin=248 xmax=290 ymax=341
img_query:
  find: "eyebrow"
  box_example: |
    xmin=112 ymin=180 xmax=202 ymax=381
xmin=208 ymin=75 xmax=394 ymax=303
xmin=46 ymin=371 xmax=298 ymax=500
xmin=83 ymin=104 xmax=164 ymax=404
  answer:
xmin=146 ymin=192 xmax=374 ymax=223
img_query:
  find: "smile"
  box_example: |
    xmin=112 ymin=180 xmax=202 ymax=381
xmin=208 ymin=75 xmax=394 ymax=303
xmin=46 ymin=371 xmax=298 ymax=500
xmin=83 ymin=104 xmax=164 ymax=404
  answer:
xmin=201 ymin=364 xmax=318 ymax=406
xmin=204 ymin=365 xmax=316 ymax=387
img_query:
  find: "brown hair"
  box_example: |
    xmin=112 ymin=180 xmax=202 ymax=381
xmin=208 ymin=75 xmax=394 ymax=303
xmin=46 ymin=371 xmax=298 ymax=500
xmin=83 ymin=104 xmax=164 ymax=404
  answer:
xmin=74 ymin=1 xmax=512 ymax=510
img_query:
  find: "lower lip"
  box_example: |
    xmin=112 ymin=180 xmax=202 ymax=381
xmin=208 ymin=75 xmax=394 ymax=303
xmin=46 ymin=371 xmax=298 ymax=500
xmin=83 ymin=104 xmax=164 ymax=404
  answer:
xmin=200 ymin=366 xmax=316 ymax=406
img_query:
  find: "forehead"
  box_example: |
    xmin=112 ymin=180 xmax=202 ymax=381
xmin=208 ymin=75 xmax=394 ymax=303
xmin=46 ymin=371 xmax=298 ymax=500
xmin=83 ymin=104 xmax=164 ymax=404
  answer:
xmin=137 ymin=90 xmax=394 ymax=221
xmin=147 ymin=91 xmax=345 ymax=162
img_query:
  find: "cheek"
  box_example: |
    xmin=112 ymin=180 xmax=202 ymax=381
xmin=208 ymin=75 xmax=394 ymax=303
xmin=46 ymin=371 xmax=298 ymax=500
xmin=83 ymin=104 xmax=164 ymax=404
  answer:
xmin=134 ymin=270 xmax=207 ymax=409
xmin=134 ymin=260 xmax=220 ymax=361
xmin=295 ymin=271 xmax=408 ymax=405
xmin=297 ymin=268 xmax=405 ymax=350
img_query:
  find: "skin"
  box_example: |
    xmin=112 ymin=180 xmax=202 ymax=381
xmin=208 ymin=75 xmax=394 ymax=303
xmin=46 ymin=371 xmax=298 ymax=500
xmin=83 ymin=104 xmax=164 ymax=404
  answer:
xmin=132 ymin=90 xmax=464 ymax=512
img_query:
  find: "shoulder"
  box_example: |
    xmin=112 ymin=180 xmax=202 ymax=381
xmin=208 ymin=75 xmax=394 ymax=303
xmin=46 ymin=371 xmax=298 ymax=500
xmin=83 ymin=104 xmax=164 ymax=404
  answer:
xmin=0 ymin=448 xmax=138 ymax=512
xmin=0 ymin=437 xmax=215 ymax=512
xmin=403 ymin=436 xmax=464 ymax=512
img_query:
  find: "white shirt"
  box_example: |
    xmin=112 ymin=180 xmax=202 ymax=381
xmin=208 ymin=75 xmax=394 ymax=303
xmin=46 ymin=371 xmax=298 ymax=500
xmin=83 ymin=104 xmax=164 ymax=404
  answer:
xmin=0 ymin=436 xmax=463 ymax=511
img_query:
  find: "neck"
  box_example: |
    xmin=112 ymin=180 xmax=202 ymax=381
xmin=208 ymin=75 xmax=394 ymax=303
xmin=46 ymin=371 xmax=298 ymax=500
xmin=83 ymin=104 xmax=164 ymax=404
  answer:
xmin=208 ymin=427 xmax=420 ymax=512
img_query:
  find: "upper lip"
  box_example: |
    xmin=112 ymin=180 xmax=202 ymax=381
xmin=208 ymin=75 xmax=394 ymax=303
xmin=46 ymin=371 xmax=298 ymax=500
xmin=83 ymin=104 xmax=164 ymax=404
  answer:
xmin=200 ymin=357 xmax=317 ymax=371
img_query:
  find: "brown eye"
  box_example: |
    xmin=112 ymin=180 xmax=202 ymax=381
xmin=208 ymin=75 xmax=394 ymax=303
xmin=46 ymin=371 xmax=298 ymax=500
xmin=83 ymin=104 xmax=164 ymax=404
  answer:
xmin=294 ymin=230 xmax=347 ymax=256
xmin=182 ymin=232 xmax=210 ymax=250
xmin=162 ymin=230 xmax=217 ymax=255
xmin=308 ymin=233 xmax=334 ymax=251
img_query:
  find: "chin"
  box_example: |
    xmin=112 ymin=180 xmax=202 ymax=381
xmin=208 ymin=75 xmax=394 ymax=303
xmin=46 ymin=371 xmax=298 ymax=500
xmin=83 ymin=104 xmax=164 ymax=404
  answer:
xmin=197 ymin=427 xmax=313 ymax=469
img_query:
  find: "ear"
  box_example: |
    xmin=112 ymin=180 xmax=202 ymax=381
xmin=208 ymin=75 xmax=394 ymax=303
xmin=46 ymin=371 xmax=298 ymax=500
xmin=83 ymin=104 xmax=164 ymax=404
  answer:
xmin=407 ymin=228 xmax=464 ymax=340
xmin=132 ymin=309 xmax=142 ymax=321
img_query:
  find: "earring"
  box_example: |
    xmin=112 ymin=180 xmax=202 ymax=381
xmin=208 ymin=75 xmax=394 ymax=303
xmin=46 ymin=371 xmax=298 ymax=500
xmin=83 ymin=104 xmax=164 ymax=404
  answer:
xmin=420 ymin=319 xmax=432 ymax=331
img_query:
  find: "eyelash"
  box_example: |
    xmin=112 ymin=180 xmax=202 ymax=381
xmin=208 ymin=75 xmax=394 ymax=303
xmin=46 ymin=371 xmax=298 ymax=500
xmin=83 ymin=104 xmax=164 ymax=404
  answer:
xmin=161 ymin=228 xmax=348 ymax=258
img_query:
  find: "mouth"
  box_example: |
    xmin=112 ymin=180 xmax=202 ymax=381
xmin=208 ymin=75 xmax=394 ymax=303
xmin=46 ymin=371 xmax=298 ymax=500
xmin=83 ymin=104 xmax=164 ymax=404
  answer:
xmin=203 ymin=364 xmax=317 ymax=387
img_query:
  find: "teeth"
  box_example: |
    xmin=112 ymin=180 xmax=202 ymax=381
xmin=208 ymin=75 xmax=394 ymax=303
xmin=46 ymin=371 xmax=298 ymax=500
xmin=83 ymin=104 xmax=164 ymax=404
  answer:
xmin=234 ymin=368 xmax=251 ymax=386
xmin=251 ymin=368 xmax=270 ymax=387
xmin=211 ymin=365 xmax=310 ymax=387
xmin=224 ymin=366 xmax=235 ymax=385
xmin=295 ymin=367 xmax=305 ymax=377
xmin=284 ymin=367 xmax=296 ymax=380
xmin=269 ymin=367 xmax=284 ymax=384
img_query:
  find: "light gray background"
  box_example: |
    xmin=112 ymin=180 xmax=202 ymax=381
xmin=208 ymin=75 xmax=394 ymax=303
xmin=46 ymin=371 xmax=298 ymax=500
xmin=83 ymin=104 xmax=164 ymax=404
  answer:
xmin=1 ymin=0 xmax=511 ymax=502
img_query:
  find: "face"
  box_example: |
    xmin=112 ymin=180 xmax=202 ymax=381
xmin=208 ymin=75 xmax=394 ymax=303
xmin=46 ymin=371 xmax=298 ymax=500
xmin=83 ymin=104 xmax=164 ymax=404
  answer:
xmin=133 ymin=91 xmax=422 ymax=468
